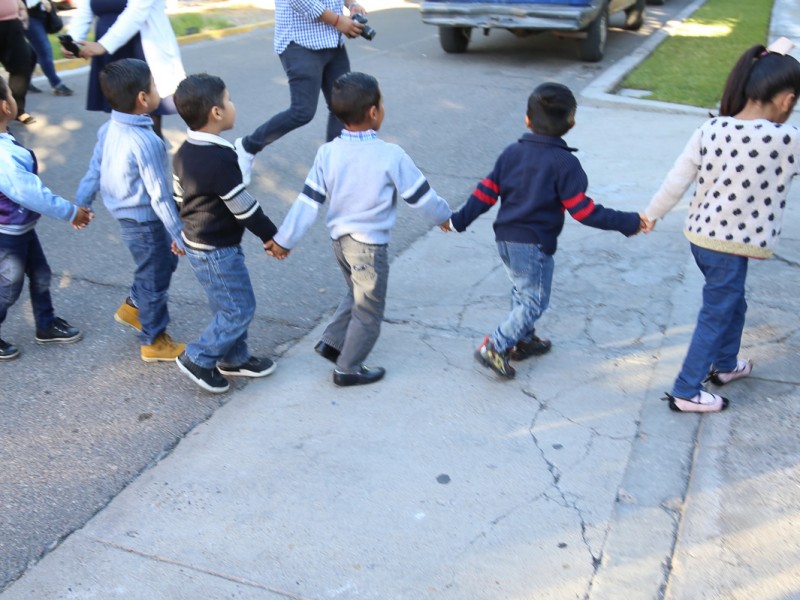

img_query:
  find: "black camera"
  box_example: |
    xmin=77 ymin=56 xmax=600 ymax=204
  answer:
xmin=58 ymin=34 xmax=81 ymax=57
xmin=352 ymin=13 xmax=376 ymax=41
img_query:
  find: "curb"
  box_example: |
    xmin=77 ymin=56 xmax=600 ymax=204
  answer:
xmin=48 ymin=19 xmax=274 ymax=76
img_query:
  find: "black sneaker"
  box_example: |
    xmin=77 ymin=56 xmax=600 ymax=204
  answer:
xmin=217 ymin=356 xmax=277 ymax=378
xmin=176 ymin=352 xmax=229 ymax=393
xmin=52 ymin=84 xmax=73 ymax=96
xmin=35 ymin=317 xmax=82 ymax=344
xmin=0 ymin=338 xmax=20 ymax=361
xmin=475 ymin=336 xmax=516 ymax=379
xmin=509 ymin=332 xmax=552 ymax=360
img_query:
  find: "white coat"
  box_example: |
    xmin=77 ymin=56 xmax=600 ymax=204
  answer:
xmin=69 ymin=0 xmax=185 ymax=97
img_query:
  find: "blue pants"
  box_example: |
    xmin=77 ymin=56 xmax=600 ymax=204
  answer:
xmin=0 ymin=230 xmax=55 ymax=333
xmin=184 ymin=245 xmax=254 ymax=369
xmin=243 ymin=42 xmax=350 ymax=153
xmin=491 ymin=241 xmax=555 ymax=353
xmin=118 ymin=220 xmax=178 ymax=345
xmin=672 ymin=244 xmax=748 ymax=398
xmin=25 ymin=14 xmax=63 ymax=89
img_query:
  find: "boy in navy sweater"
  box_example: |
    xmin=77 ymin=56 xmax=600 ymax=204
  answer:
xmin=172 ymin=73 xmax=278 ymax=394
xmin=449 ymin=82 xmax=646 ymax=379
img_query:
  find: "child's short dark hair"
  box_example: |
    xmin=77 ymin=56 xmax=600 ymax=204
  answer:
xmin=174 ymin=73 xmax=227 ymax=131
xmin=99 ymin=58 xmax=152 ymax=113
xmin=527 ymin=82 xmax=577 ymax=137
xmin=331 ymin=72 xmax=381 ymax=126
xmin=0 ymin=76 xmax=9 ymax=103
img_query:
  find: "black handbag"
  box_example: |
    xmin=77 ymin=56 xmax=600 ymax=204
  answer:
xmin=41 ymin=3 xmax=64 ymax=34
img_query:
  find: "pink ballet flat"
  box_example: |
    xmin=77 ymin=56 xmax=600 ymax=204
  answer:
xmin=663 ymin=390 xmax=729 ymax=413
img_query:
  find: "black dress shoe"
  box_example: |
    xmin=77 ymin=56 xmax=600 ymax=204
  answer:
xmin=314 ymin=340 xmax=340 ymax=363
xmin=333 ymin=365 xmax=385 ymax=387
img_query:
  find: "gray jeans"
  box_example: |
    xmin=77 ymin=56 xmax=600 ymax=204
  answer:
xmin=321 ymin=235 xmax=389 ymax=373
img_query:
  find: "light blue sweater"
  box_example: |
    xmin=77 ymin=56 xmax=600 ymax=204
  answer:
xmin=76 ymin=111 xmax=183 ymax=247
xmin=274 ymin=130 xmax=452 ymax=249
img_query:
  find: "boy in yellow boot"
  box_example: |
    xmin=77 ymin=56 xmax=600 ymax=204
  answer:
xmin=76 ymin=59 xmax=186 ymax=362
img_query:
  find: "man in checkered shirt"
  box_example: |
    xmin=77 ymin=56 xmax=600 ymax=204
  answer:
xmin=234 ymin=0 xmax=369 ymax=185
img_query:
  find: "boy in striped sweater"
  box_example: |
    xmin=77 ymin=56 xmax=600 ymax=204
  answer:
xmin=76 ymin=59 xmax=186 ymax=363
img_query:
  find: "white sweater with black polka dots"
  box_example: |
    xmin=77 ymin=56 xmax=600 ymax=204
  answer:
xmin=646 ymin=117 xmax=800 ymax=258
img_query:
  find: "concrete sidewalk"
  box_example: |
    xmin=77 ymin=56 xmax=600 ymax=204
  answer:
xmin=3 ymin=95 xmax=798 ymax=597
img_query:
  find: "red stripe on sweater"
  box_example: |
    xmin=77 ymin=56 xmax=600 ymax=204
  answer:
xmin=562 ymin=192 xmax=586 ymax=209
xmin=572 ymin=200 xmax=596 ymax=221
xmin=473 ymin=189 xmax=497 ymax=206
xmin=482 ymin=178 xmax=499 ymax=194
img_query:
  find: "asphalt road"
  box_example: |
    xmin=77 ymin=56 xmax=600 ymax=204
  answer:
xmin=0 ymin=0 xmax=694 ymax=591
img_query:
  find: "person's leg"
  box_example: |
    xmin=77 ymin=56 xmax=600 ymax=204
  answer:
xmin=0 ymin=234 xmax=29 ymax=332
xmin=24 ymin=17 xmax=63 ymax=89
xmin=118 ymin=220 xmax=178 ymax=345
xmin=672 ymin=245 xmax=748 ymax=399
xmin=335 ymin=236 xmax=389 ymax=373
xmin=319 ymin=238 xmax=355 ymax=352
xmin=320 ymin=45 xmax=350 ymax=142
xmin=0 ymin=20 xmax=35 ymax=118
xmin=490 ymin=241 xmax=553 ymax=353
xmin=242 ymin=43 xmax=326 ymax=154
xmin=184 ymin=246 xmax=254 ymax=369
xmin=712 ymin=263 xmax=748 ymax=372
xmin=23 ymin=231 xmax=56 ymax=331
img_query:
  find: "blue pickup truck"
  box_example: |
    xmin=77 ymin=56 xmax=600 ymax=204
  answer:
xmin=419 ymin=0 xmax=646 ymax=62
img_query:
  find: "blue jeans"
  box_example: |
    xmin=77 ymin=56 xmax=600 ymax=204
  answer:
xmin=491 ymin=241 xmax=555 ymax=353
xmin=321 ymin=235 xmax=389 ymax=372
xmin=118 ymin=220 xmax=178 ymax=345
xmin=243 ymin=42 xmax=350 ymax=153
xmin=25 ymin=14 xmax=63 ymax=88
xmin=0 ymin=230 xmax=55 ymax=332
xmin=183 ymin=245 xmax=254 ymax=369
xmin=672 ymin=244 xmax=748 ymax=398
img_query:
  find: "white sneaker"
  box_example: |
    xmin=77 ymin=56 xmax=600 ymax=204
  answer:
xmin=234 ymin=137 xmax=255 ymax=186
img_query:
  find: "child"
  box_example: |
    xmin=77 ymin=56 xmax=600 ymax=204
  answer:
xmin=448 ymin=82 xmax=644 ymax=380
xmin=76 ymin=58 xmax=186 ymax=364
xmin=172 ymin=73 xmax=278 ymax=394
xmin=0 ymin=75 xmax=92 ymax=360
xmin=267 ymin=71 xmax=452 ymax=387
xmin=643 ymin=39 xmax=800 ymax=413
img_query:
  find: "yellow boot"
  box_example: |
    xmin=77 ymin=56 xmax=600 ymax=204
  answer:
xmin=115 ymin=298 xmax=142 ymax=332
xmin=141 ymin=332 xmax=186 ymax=363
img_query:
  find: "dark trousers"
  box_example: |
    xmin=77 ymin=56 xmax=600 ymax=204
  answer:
xmin=0 ymin=19 xmax=36 ymax=117
xmin=0 ymin=230 xmax=55 ymax=333
xmin=243 ymin=43 xmax=350 ymax=153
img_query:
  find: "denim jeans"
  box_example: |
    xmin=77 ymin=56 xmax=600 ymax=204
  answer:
xmin=321 ymin=235 xmax=389 ymax=373
xmin=491 ymin=241 xmax=555 ymax=353
xmin=672 ymin=244 xmax=748 ymax=399
xmin=243 ymin=42 xmax=350 ymax=153
xmin=184 ymin=245 xmax=255 ymax=369
xmin=25 ymin=15 xmax=63 ymax=89
xmin=118 ymin=219 xmax=178 ymax=345
xmin=0 ymin=230 xmax=55 ymax=333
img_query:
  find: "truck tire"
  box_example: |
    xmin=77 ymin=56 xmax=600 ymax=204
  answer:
xmin=623 ymin=0 xmax=645 ymax=30
xmin=578 ymin=4 xmax=608 ymax=62
xmin=439 ymin=26 xmax=471 ymax=53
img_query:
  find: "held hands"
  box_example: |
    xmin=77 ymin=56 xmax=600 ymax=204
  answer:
xmin=638 ymin=212 xmax=656 ymax=234
xmin=439 ymin=218 xmax=452 ymax=233
xmin=264 ymin=239 xmax=290 ymax=260
xmin=71 ymin=206 xmax=93 ymax=230
xmin=171 ymin=241 xmax=186 ymax=256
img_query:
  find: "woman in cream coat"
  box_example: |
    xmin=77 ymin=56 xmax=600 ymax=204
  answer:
xmin=65 ymin=0 xmax=185 ymax=136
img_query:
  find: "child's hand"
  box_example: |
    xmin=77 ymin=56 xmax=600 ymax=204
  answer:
xmin=439 ymin=218 xmax=452 ymax=233
xmin=171 ymin=241 xmax=186 ymax=256
xmin=265 ymin=239 xmax=290 ymax=260
xmin=639 ymin=213 xmax=656 ymax=234
xmin=72 ymin=206 xmax=93 ymax=230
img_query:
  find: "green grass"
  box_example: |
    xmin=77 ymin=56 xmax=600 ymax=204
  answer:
xmin=621 ymin=0 xmax=774 ymax=108
xmin=48 ymin=12 xmax=233 ymax=58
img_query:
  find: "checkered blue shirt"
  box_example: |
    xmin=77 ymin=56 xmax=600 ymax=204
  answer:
xmin=274 ymin=0 xmax=346 ymax=54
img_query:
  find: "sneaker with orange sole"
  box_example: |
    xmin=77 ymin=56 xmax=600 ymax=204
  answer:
xmin=115 ymin=298 xmax=141 ymax=332
xmin=141 ymin=332 xmax=186 ymax=363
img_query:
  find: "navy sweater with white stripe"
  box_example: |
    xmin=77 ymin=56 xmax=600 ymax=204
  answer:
xmin=451 ymin=133 xmax=640 ymax=254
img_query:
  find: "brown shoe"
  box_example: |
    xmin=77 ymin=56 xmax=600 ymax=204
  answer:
xmin=141 ymin=332 xmax=186 ymax=363
xmin=115 ymin=298 xmax=142 ymax=332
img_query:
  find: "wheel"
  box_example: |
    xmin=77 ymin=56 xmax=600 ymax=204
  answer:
xmin=623 ymin=0 xmax=645 ymax=30
xmin=578 ymin=4 xmax=608 ymax=62
xmin=439 ymin=26 xmax=471 ymax=53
